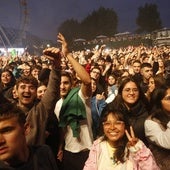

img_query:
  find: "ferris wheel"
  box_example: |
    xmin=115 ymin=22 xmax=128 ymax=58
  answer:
xmin=0 ymin=0 xmax=29 ymax=48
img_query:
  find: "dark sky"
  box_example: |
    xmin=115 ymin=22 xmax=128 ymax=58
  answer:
xmin=0 ymin=0 xmax=169 ymax=42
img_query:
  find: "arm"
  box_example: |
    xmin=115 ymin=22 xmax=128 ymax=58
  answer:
xmin=58 ymin=33 xmax=91 ymax=98
xmin=145 ymin=119 xmax=170 ymax=149
xmin=40 ymin=48 xmax=61 ymax=114
xmin=128 ymin=140 xmax=160 ymax=170
xmin=125 ymin=127 xmax=159 ymax=170
xmin=83 ymin=140 xmax=99 ymax=170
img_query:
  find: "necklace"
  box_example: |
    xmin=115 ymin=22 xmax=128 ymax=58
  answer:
xmin=106 ymin=141 xmax=116 ymax=164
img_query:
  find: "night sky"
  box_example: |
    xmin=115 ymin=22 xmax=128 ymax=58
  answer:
xmin=0 ymin=0 xmax=169 ymax=42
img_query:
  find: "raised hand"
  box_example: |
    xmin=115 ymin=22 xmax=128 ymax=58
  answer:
xmin=43 ymin=47 xmax=61 ymax=59
xmin=57 ymin=33 xmax=69 ymax=56
xmin=43 ymin=47 xmax=61 ymax=69
xmin=125 ymin=126 xmax=138 ymax=147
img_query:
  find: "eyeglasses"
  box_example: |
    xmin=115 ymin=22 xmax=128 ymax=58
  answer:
xmin=103 ymin=120 xmax=124 ymax=128
xmin=123 ymin=88 xmax=139 ymax=93
xmin=163 ymin=96 xmax=170 ymax=101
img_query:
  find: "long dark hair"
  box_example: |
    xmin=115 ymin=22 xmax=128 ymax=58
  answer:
xmin=99 ymin=107 xmax=130 ymax=163
xmin=111 ymin=76 xmax=149 ymax=110
xmin=150 ymin=86 xmax=170 ymax=129
xmin=0 ymin=69 xmax=16 ymax=87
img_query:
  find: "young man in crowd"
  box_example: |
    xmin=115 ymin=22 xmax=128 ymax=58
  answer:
xmin=0 ymin=102 xmax=58 ymax=170
xmin=140 ymin=62 xmax=153 ymax=93
xmin=54 ymin=33 xmax=93 ymax=170
xmin=15 ymin=45 xmax=61 ymax=145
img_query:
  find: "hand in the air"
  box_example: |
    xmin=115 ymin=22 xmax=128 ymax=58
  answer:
xmin=125 ymin=126 xmax=138 ymax=147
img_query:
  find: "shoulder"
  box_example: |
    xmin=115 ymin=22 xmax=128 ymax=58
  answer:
xmin=30 ymin=144 xmax=52 ymax=156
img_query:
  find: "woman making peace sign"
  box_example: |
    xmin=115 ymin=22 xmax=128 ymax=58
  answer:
xmin=84 ymin=108 xmax=159 ymax=170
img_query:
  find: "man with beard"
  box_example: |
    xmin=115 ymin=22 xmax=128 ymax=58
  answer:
xmin=54 ymin=34 xmax=93 ymax=170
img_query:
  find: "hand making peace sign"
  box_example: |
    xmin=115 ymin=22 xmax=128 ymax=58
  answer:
xmin=125 ymin=126 xmax=138 ymax=147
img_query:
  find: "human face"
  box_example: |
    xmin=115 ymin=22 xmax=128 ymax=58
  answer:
xmin=31 ymin=68 xmax=40 ymax=80
xmin=91 ymin=79 xmax=97 ymax=93
xmin=37 ymin=85 xmax=47 ymax=100
xmin=90 ymin=68 xmax=100 ymax=80
xmin=103 ymin=113 xmax=125 ymax=146
xmin=12 ymin=85 xmax=18 ymax=99
xmin=23 ymin=66 xmax=31 ymax=77
xmin=140 ymin=67 xmax=153 ymax=82
xmin=133 ymin=62 xmax=141 ymax=73
xmin=108 ymin=76 xmax=116 ymax=86
xmin=0 ymin=117 xmax=28 ymax=163
xmin=16 ymin=83 xmax=37 ymax=107
xmin=158 ymin=59 xmax=164 ymax=67
xmin=161 ymin=88 xmax=170 ymax=115
xmin=148 ymin=77 xmax=155 ymax=93
xmin=1 ymin=71 xmax=12 ymax=85
xmin=60 ymin=76 xmax=72 ymax=98
xmin=122 ymin=81 xmax=139 ymax=108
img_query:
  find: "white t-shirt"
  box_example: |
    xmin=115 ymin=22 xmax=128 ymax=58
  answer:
xmin=54 ymin=89 xmax=93 ymax=153
xmin=97 ymin=141 xmax=132 ymax=170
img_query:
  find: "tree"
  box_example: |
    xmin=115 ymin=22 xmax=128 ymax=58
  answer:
xmin=136 ymin=3 xmax=162 ymax=33
xmin=58 ymin=19 xmax=80 ymax=44
xmin=58 ymin=7 xmax=118 ymax=42
xmin=81 ymin=7 xmax=118 ymax=40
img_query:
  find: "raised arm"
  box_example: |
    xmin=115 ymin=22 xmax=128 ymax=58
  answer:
xmin=58 ymin=33 xmax=91 ymax=97
xmin=40 ymin=47 xmax=61 ymax=114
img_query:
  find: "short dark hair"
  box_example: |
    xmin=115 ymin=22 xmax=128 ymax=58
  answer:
xmin=16 ymin=76 xmax=38 ymax=89
xmin=133 ymin=60 xmax=141 ymax=65
xmin=0 ymin=102 xmax=26 ymax=125
xmin=141 ymin=62 xmax=152 ymax=69
xmin=90 ymin=66 xmax=101 ymax=73
xmin=61 ymin=71 xmax=73 ymax=85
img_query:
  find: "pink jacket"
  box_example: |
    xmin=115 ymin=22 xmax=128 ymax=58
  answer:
xmin=84 ymin=138 xmax=160 ymax=170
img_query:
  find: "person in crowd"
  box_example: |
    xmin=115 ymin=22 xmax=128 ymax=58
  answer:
xmin=140 ymin=62 xmax=153 ymax=94
xmin=90 ymin=66 xmax=105 ymax=94
xmin=164 ymin=60 xmax=170 ymax=86
xmin=31 ymin=64 xmax=42 ymax=80
xmin=84 ymin=108 xmax=159 ymax=170
xmin=131 ymin=60 xmax=142 ymax=82
xmin=0 ymin=102 xmax=59 ymax=170
xmin=36 ymin=83 xmax=61 ymax=168
xmin=38 ymin=68 xmax=51 ymax=86
xmin=105 ymin=73 xmax=118 ymax=104
xmin=37 ymin=83 xmax=47 ymax=100
xmin=145 ymin=75 xmax=165 ymax=102
xmin=155 ymin=58 xmax=165 ymax=76
xmin=108 ymin=76 xmax=149 ymax=145
xmin=15 ymin=45 xmax=61 ymax=145
xmin=54 ymin=33 xmax=93 ymax=170
xmin=144 ymin=86 xmax=170 ymax=170
xmin=91 ymin=78 xmax=107 ymax=139
xmin=18 ymin=62 xmax=31 ymax=77
xmin=0 ymin=69 xmax=16 ymax=100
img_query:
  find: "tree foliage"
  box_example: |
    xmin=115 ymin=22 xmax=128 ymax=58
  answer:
xmin=136 ymin=3 xmax=162 ymax=33
xmin=58 ymin=19 xmax=80 ymax=43
xmin=58 ymin=7 xmax=118 ymax=43
xmin=81 ymin=7 xmax=118 ymax=39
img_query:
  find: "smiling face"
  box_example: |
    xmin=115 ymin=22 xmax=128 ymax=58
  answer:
xmin=122 ymin=81 xmax=139 ymax=108
xmin=103 ymin=113 xmax=125 ymax=147
xmin=37 ymin=85 xmax=47 ymax=100
xmin=1 ymin=71 xmax=12 ymax=85
xmin=16 ymin=83 xmax=37 ymax=108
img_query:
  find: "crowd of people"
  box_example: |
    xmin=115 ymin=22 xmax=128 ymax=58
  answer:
xmin=0 ymin=32 xmax=170 ymax=170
